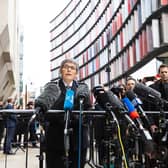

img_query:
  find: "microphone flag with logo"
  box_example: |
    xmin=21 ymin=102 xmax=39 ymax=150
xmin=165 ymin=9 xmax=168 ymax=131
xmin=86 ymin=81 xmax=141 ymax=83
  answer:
xmin=64 ymin=89 xmax=74 ymax=110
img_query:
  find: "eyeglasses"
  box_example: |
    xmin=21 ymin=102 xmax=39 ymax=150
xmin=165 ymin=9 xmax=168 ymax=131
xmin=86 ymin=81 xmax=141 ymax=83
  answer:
xmin=62 ymin=64 xmax=77 ymax=71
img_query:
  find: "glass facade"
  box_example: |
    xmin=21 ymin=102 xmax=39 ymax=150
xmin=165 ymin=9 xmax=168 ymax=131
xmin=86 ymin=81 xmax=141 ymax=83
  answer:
xmin=50 ymin=0 xmax=168 ymax=90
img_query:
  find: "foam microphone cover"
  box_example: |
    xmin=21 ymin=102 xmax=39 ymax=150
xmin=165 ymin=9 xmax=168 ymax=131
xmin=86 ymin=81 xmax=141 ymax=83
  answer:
xmin=35 ymin=82 xmax=61 ymax=111
xmin=125 ymin=90 xmax=137 ymax=100
xmin=125 ymin=90 xmax=142 ymax=106
xmin=106 ymin=91 xmax=126 ymax=111
xmin=76 ymin=83 xmax=90 ymax=100
xmin=134 ymin=83 xmax=161 ymax=100
xmin=96 ymin=90 xmax=125 ymax=111
xmin=95 ymin=91 xmax=111 ymax=109
xmin=92 ymin=85 xmax=105 ymax=97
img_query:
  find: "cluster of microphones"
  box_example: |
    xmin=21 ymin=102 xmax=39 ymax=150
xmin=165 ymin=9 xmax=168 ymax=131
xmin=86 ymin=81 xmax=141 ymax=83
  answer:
xmin=92 ymin=83 xmax=168 ymax=167
xmin=92 ymin=83 xmax=164 ymax=138
xmin=35 ymin=82 xmax=90 ymax=113
xmin=34 ymin=82 xmax=163 ymax=126
xmin=33 ymin=81 xmax=166 ymax=133
xmin=32 ymin=82 xmax=168 ymax=166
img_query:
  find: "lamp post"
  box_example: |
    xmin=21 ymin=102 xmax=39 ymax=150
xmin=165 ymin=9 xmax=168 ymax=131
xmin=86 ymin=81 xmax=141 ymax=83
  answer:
xmin=24 ymin=81 xmax=36 ymax=108
xmin=25 ymin=84 xmax=28 ymax=108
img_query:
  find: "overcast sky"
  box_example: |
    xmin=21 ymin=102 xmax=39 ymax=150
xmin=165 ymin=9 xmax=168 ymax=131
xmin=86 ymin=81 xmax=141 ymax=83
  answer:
xmin=19 ymin=0 xmax=69 ymax=89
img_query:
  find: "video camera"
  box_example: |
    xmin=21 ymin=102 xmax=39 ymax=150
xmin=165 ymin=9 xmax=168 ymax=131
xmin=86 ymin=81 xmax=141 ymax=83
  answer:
xmin=111 ymin=85 xmax=125 ymax=97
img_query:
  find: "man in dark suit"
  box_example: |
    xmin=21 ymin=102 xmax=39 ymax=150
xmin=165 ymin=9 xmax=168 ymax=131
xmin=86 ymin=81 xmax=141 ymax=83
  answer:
xmin=3 ymin=97 xmax=17 ymax=154
xmin=149 ymin=64 xmax=168 ymax=111
xmin=143 ymin=64 xmax=168 ymax=131
xmin=35 ymin=58 xmax=92 ymax=168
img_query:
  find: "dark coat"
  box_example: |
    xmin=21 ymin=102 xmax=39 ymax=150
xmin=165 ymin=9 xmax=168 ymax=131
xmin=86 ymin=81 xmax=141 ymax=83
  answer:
xmin=149 ymin=80 xmax=168 ymax=111
xmin=5 ymin=103 xmax=17 ymax=128
xmin=145 ymin=80 xmax=168 ymax=126
xmin=45 ymin=79 xmax=92 ymax=151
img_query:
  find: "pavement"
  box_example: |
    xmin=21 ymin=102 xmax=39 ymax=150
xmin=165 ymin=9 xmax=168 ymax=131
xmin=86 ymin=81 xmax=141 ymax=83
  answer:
xmin=0 ymin=146 xmax=94 ymax=168
xmin=0 ymin=147 xmax=40 ymax=168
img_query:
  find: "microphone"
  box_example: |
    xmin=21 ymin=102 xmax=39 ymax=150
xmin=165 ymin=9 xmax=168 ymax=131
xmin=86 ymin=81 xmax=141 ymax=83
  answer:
xmin=122 ymin=97 xmax=140 ymax=119
xmin=35 ymin=82 xmax=61 ymax=112
xmin=125 ymin=90 xmax=152 ymax=128
xmin=76 ymin=83 xmax=90 ymax=99
xmin=92 ymin=85 xmax=105 ymax=96
xmin=122 ymin=97 xmax=152 ymax=140
xmin=92 ymin=86 xmax=125 ymax=111
xmin=92 ymin=86 xmax=137 ymax=128
xmin=76 ymin=83 xmax=91 ymax=107
xmin=93 ymin=89 xmax=123 ymax=111
xmin=133 ymin=83 xmax=161 ymax=102
xmin=125 ymin=90 xmax=143 ymax=106
xmin=64 ymin=89 xmax=74 ymax=110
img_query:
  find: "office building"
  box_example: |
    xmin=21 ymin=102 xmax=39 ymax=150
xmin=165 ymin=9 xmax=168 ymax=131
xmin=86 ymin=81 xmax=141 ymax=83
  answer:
xmin=50 ymin=0 xmax=168 ymax=89
xmin=0 ymin=0 xmax=22 ymax=102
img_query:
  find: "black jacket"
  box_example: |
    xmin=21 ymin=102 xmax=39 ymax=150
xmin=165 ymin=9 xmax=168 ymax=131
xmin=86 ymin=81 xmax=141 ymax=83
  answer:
xmin=143 ymin=80 xmax=168 ymax=126
xmin=41 ymin=79 xmax=92 ymax=151
xmin=5 ymin=103 xmax=17 ymax=128
xmin=149 ymin=80 xmax=168 ymax=111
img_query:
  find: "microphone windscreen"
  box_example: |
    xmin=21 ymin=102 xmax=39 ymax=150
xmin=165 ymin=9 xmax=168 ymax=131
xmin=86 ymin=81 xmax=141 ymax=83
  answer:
xmin=106 ymin=91 xmax=126 ymax=111
xmin=92 ymin=85 xmax=104 ymax=97
xmin=95 ymin=91 xmax=111 ymax=109
xmin=35 ymin=82 xmax=61 ymax=111
xmin=76 ymin=83 xmax=90 ymax=99
xmin=134 ymin=83 xmax=161 ymax=100
xmin=125 ymin=90 xmax=142 ymax=106
xmin=125 ymin=90 xmax=136 ymax=100
xmin=95 ymin=89 xmax=125 ymax=111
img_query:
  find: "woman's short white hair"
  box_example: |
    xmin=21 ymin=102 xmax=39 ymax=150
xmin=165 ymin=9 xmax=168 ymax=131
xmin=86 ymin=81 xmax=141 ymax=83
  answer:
xmin=59 ymin=58 xmax=79 ymax=73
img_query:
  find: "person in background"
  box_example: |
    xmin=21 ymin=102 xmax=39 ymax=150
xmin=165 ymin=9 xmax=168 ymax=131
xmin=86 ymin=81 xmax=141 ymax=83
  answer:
xmin=3 ymin=97 xmax=17 ymax=155
xmin=13 ymin=104 xmax=28 ymax=148
xmin=111 ymin=83 xmax=126 ymax=99
xmin=27 ymin=101 xmax=38 ymax=148
xmin=125 ymin=77 xmax=158 ymax=165
xmin=125 ymin=76 xmax=137 ymax=91
xmin=0 ymin=101 xmax=4 ymax=150
xmin=149 ymin=64 xmax=168 ymax=111
xmin=141 ymin=64 xmax=168 ymax=132
xmin=35 ymin=58 xmax=92 ymax=168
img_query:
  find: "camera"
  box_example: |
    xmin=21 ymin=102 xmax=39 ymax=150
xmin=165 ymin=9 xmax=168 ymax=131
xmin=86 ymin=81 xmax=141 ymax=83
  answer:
xmin=92 ymin=85 xmax=105 ymax=97
xmin=111 ymin=86 xmax=124 ymax=96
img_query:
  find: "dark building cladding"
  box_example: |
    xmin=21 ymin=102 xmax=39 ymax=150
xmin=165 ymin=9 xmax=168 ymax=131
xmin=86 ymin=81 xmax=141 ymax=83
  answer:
xmin=49 ymin=0 xmax=168 ymax=90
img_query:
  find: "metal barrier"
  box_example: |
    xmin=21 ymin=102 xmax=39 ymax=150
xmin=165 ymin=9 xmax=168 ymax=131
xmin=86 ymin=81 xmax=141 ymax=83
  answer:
xmin=1 ymin=109 xmax=168 ymax=114
xmin=0 ymin=109 xmax=168 ymax=168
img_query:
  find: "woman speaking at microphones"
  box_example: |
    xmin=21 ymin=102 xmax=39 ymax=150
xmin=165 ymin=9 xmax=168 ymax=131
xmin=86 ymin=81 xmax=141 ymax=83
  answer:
xmin=35 ymin=58 xmax=92 ymax=168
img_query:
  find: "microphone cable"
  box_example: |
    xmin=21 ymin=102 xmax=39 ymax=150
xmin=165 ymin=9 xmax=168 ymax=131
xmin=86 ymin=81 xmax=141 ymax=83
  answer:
xmin=109 ymin=109 xmax=128 ymax=168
